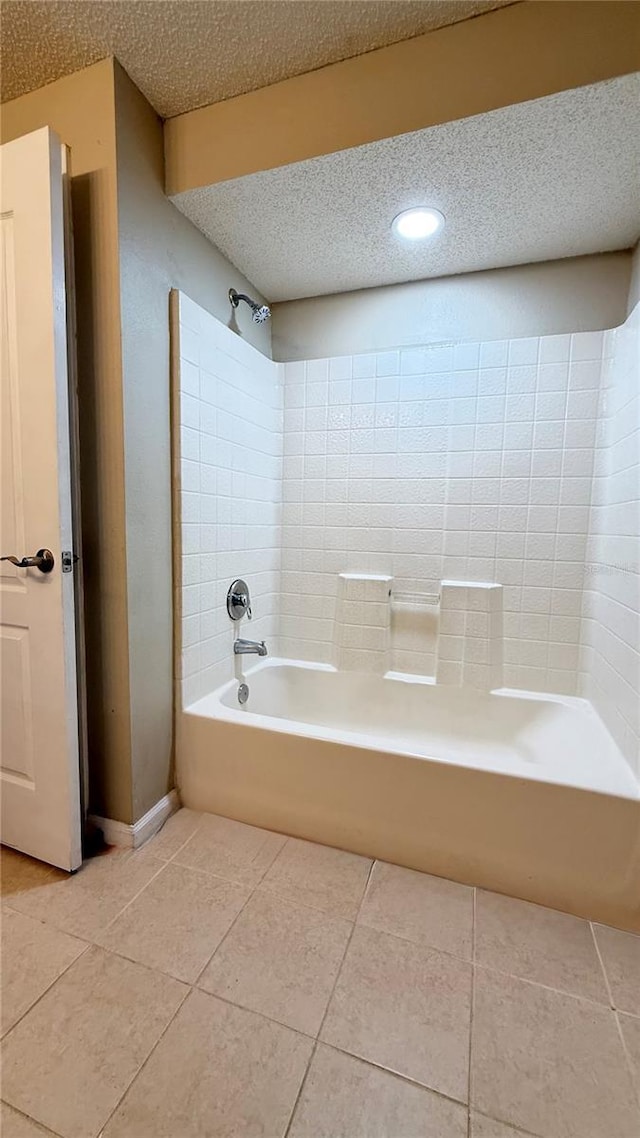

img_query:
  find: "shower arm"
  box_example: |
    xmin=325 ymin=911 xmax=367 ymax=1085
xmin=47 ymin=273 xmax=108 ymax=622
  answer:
xmin=228 ymin=287 xmax=271 ymax=325
xmin=229 ymin=289 xmax=254 ymax=310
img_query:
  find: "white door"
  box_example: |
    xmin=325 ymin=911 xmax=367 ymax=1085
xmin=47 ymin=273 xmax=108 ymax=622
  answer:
xmin=0 ymin=127 xmax=82 ymax=871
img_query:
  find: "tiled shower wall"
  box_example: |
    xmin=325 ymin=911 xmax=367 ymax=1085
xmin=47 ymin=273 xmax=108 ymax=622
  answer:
xmin=581 ymin=302 xmax=640 ymax=776
xmin=176 ymin=294 xmax=281 ymax=705
xmin=280 ymin=331 xmax=605 ymax=693
xmin=175 ymin=291 xmax=639 ymax=773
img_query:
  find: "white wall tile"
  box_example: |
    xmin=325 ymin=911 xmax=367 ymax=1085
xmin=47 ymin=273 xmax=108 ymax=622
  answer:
xmin=580 ymin=303 xmax=639 ymax=775
xmin=279 ymin=325 xmax=611 ymax=694
xmin=176 ymin=295 xmax=282 ymax=705
xmin=176 ymin=293 xmax=637 ymax=776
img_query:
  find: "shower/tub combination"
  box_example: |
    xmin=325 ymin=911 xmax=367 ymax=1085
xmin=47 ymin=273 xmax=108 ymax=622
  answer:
xmin=171 ymin=289 xmax=640 ymax=931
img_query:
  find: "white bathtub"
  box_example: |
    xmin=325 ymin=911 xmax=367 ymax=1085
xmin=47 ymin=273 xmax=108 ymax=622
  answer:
xmin=178 ymin=659 xmax=640 ymax=930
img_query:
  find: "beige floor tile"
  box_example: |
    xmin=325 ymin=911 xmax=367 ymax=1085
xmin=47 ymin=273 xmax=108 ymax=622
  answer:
xmin=476 ymin=891 xmax=609 ymax=1004
xmin=173 ymin=812 xmax=286 ymax=886
xmin=96 ymin=862 xmax=251 ymax=982
xmin=1 ymin=909 xmax=87 ymax=1036
xmin=0 ymin=1104 xmax=60 ymax=1137
xmin=321 ymin=924 xmax=471 ymax=1101
xmin=359 ymin=861 xmax=473 ymax=958
xmin=471 ymin=966 xmax=640 ymax=1138
xmin=5 ymin=848 xmax=163 ymax=940
xmin=289 ymin=1044 xmax=468 ymax=1138
xmin=1 ymin=945 xmax=186 ymax=1138
xmin=593 ymin=924 xmax=640 ymax=1015
xmin=102 ymin=989 xmax=313 ymax=1138
xmin=619 ymin=1013 xmax=640 ymax=1097
xmin=262 ymin=837 xmax=372 ymax=920
xmin=470 ymin=1113 xmax=537 ymax=1136
xmin=144 ymin=807 xmax=202 ymax=860
xmin=200 ymin=888 xmax=351 ymax=1034
xmin=1 ymin=847 xmax=62 ymax=902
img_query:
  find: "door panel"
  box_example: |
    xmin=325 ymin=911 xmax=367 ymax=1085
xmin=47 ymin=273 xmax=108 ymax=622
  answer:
xmin=0 ymin=127 xmax=82 ymax=870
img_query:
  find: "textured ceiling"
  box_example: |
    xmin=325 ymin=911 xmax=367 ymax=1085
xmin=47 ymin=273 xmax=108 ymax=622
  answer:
xmin=172 ymin=74 xmax=640 ymax=302
xmin=0 ymin=0 xmax=513 ymax=117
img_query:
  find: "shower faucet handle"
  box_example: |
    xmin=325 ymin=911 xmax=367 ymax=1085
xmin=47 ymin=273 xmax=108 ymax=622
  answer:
xmin=227 ymin=578 xmax=252 ymax=621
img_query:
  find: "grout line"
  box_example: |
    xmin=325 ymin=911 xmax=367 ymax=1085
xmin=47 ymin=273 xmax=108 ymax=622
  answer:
xmin=589 ymin=921 xmax=615 ymax=1009
xmin=319 ymin=855 xmax=376 ymax=1040
xmin=467 ymin=887 xmax=477 ymax=1138
xmin=90 ymin=856 xmax=169 ymax=938
xmin=161 ymin=810 xmax=208 ymax=863
xmin=591 ymin=921 xmax=640 ymax=1107
xmin=283 ymin=857 xmax=376 ymax=1138
xmin=0 ymin=1101 xmax=63 ymax=1136
xmin=4 ymin=846 xmax=167 ymax=945
xmin=316 ymin=1038 xmax=471 ymax=1109
xmin=260 ymin=879 xmax=365 ymax=925
xmin=0 ymin=938 xmax=92 ymax=1043
xmin=467 ymin=1105 xmax=547 ymax=1138
xmin=613 ymin=1007 xmax=640 ymax=1110
xmin=191 ymin=986 xmax=318 ymax=1042
xmin=172 ymin=832 xmax=296 ymax=989
xmin=313 ymin=1039 xmax=551 ymax=1136
xmin=253 ymin=879 xmax=359 ymax=923
xmin=191 ymin=880 xmax=260 ymax=988
xmin=92 ymin=980 xmax=192 ymax=1138
xmin=472 ymin=958 xmax=615 ymax=1012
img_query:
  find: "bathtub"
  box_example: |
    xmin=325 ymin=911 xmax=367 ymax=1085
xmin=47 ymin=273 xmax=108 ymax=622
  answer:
xmin=178 ymin=659 xmax=640 ymax=930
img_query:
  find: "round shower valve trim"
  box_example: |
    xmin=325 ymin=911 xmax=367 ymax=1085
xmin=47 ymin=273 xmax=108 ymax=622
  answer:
xmin=227 ymin=579 xmax=252 ymax=621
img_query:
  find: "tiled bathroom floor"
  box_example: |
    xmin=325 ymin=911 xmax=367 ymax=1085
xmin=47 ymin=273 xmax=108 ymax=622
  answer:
xmin=1 ymin=810 xmax=639 ymax=1138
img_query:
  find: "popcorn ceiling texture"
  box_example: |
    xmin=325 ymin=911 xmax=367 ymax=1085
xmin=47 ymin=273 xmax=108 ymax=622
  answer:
xmin=0 ymin=0 xmax=512 ymax=116
xmin=173 ymin=75 xmax=640 ymax=302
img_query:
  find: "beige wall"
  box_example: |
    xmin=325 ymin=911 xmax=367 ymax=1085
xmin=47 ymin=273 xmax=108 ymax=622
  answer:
xmin=271 ymin=252 xmax=632 ymax=361
xmin=1 ymin=59 xmax=271 ymax=825
xmin=166 ymin=1 xmax=640 ymax=195
xmin=113 ymin=63 xmax=271 ymax=819
xmin=0 ymin=61 xmax=134 ymax=822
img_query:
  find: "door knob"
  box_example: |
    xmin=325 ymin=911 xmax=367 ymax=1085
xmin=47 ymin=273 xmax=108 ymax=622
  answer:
xmin=0 ymin=548 xmax=55 ymax=573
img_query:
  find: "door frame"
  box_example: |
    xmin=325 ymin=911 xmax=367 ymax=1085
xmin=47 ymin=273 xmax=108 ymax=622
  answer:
xmin=61 ymin=145 xmax=89 ymax=824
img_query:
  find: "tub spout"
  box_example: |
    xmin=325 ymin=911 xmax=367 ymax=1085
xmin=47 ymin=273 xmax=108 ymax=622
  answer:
xmin=234 ymin=638 xmax=268 ymax=657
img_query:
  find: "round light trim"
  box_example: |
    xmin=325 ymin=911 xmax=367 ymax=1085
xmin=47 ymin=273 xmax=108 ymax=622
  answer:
xmin=391 ymin=207 xmax=445 ymax=241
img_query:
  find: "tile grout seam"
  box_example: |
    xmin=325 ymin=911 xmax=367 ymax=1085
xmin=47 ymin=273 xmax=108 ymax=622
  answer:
xmin=590 ymin=920 xmax=640 ymax=1105
xmin=467 ymin=886 xmax=477 ymax=1138
xmin=0 ymin=938 xmax=92 ymax=1045
xmin=588 ymin=921 xmax=616 ymax=1008
xmin=89 ymin=810 xmax=215 ymax=940
xmin=91 ymin=978 xmax=192 ymax=1138
xmin=283 ymin=856 xmax=377 ymax=1138
xmin=188 ymin=831 xmax=293 ymax=990
xmin=0 ymin=1100 xmax=63 ymax=1137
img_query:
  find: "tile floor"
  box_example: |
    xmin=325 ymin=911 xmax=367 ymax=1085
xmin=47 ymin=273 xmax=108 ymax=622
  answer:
xmin=1 ymin=808 xmax=639 ymax=1138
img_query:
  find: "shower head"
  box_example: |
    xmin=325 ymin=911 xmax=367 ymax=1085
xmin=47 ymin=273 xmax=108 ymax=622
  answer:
xmin=229 ymin=288 xmax=271 ymax=324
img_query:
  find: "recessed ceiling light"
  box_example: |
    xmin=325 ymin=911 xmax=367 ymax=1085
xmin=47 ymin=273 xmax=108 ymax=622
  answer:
xmin=391 ymin=207 xmax=445 ymax=241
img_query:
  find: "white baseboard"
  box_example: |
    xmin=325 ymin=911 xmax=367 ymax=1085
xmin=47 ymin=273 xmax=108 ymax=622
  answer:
xmin=89 ymin=789 xmax=180 ymax=850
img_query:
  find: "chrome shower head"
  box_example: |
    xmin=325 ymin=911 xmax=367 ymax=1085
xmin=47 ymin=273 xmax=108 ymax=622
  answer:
xmin=229 ymin=288 xmax=271 ymax=324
